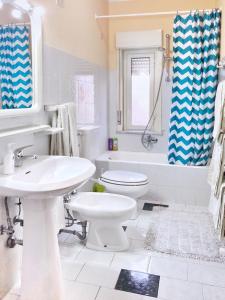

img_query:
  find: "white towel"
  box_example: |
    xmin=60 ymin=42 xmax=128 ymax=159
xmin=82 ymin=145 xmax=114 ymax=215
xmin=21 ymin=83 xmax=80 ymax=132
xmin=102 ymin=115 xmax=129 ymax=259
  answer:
xmin=208 ymin=81 xmax=225 ymax=186
xmin=208 ymin=139 xmax=224 ymax=188
xmin=217 ymin=184 xmax=225 ymax=238
xmin=50 ymin=103 xmax=79 ymax=233
xmin=208 ymin=136 xmax=225 ymax=214
xmin=50 ymin=102 xmax=79 ymax=157
xmin=212 ymin=80 xmax=225 ymax=139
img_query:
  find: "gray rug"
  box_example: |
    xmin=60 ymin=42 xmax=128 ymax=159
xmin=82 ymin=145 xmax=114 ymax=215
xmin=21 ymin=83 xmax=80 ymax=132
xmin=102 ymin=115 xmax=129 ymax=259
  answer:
xmin=145 ymin=207 xmax=225 ymax=263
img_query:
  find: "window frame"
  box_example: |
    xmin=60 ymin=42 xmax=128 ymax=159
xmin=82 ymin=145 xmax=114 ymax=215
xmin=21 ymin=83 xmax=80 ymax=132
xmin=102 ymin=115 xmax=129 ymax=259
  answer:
xmin=118 ymin=48 xmax=162 ymax=134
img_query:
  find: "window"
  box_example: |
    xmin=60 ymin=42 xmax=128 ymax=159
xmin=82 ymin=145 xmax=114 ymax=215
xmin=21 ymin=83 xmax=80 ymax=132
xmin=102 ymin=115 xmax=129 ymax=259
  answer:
xmin=118 ymin=49 xmax=162 ymax=133
xmin=74 ymin=75 xmax=95 ymax=125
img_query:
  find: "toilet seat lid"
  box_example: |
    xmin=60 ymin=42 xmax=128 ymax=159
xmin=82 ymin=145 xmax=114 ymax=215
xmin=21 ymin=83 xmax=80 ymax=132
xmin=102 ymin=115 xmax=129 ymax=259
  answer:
xmin=100 ymin=170 xmax=149 ymax=185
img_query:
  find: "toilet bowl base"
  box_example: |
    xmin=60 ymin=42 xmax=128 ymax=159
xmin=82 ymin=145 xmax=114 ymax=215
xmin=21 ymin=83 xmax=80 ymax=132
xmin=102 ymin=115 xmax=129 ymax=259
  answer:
xmin=130 ymin=203 xmax=138 ymax=220
xmin=86 ymin=221 xmax=130 ymax=251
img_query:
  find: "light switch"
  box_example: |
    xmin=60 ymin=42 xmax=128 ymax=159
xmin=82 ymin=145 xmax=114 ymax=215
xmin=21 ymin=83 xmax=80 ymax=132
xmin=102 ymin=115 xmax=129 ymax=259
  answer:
xmin=56 ymin=0 xmax=63 ymax=7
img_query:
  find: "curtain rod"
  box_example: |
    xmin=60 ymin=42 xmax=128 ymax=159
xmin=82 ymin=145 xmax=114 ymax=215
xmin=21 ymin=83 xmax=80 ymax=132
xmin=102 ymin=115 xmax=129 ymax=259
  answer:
xmin=95 ymin=8 xmax=220 ymax=20
xmin=0 ymin=22 xmax=31 ymax=26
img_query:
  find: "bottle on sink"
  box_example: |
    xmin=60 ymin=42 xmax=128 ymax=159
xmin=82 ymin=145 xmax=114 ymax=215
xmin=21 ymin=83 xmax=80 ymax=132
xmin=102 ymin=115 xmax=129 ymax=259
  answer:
xmin=3 ymin=143 xmax=15 ymax=175
xmin=113 ymin=137 xmax=118 ymax=151
xmin=108 ymin=138 xmax=113 ymax=151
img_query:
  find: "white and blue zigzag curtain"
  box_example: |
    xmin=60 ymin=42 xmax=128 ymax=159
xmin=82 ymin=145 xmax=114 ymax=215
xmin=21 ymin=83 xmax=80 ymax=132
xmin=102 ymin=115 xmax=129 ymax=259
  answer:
xmin=0 ymin=25 xmax=32 ymax=109
xmin=168 ymin=10 xmax=221 ymax=166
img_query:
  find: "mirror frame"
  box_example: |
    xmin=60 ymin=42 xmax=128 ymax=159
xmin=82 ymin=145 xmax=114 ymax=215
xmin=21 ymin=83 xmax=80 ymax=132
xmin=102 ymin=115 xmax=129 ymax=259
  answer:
xmin=0 ymin=2 xmax=43 ymax=118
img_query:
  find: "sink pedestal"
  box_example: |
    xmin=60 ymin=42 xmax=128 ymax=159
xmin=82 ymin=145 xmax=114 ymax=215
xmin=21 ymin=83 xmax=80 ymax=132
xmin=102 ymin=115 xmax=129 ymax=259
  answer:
xmin=21 ymin=197 xmax=65 ymax=300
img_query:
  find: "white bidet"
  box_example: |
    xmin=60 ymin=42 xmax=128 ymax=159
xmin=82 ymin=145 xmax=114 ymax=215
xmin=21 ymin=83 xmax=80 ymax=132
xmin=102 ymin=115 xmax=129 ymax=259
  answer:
xmin=67 ymin=192 xmax=136 ymax=251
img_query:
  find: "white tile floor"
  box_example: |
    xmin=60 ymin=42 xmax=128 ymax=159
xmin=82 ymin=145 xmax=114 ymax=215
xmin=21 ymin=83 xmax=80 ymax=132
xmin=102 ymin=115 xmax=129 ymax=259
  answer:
xmin=158 ymin=277 xmax=203 ymax=300
xmin=148 ymin=256 xmax=188 ymax=280
xmin=4 ymin=199 xmax=225 ymax=300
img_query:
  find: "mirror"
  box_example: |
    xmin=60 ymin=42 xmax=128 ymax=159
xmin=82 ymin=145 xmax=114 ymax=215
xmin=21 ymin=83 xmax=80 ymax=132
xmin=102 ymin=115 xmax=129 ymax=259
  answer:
xmin=0 ymin=0 xmax=42 ymax=117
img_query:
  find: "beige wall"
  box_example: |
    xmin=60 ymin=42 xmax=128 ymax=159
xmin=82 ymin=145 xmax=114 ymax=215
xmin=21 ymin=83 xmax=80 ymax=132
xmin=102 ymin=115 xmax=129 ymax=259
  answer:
xmin=217 ymin=0 xmax=225 ymax=57
xmin=108 ymin=0 xmax=217 ymax=69
xmin=29 ymin=0 xmax=222 ymax=68
xmin=31 ymin=0 xmax=108 ymax=67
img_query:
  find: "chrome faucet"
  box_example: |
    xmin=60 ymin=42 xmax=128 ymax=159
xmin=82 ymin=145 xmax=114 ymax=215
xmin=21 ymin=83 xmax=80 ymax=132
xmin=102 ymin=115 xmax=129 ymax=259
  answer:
xmin=13 ymin=145 xmax=38 ymax=167
xmin=146 ymin=134 xmax=158 ymax=144
xmin=141 ymin=133 xmax=158 ymax=150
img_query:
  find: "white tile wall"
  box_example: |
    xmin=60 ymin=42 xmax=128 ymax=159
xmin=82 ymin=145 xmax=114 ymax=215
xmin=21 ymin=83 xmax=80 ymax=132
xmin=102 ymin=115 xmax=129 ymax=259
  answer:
xmin=43 ymin=46 xmax=108 ymax=160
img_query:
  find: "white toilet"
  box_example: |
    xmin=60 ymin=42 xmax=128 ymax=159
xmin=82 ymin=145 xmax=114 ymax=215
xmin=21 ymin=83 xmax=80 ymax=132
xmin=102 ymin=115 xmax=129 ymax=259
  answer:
xmin=66 ymin=192 xmax=136 ymax=251
xmin=78 ymin=127 xmax=149 ymax=210
xmin=99 ymin=170 xmax=149 ymax=198
xmin=99 ymin=170 xmax=149 ymax=218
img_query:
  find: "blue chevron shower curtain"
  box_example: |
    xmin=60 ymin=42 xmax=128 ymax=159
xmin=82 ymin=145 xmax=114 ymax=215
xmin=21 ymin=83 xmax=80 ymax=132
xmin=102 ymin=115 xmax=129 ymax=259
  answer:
xmin=0 ymin=25 xmax=32 ymax=109
xmin=168 ymin=10 xmax=221 ymax=166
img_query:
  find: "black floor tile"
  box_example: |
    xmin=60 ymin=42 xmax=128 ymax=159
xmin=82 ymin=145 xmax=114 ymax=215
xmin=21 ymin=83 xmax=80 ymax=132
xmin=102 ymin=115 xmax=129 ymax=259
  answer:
xmin=122 ymin=226 xmax=127 ymax=232
xmin=143 ymin=202 xmax=169 ymax=211
xmin=143 ymin=203 xmax=154 ymax=211
xmin=115 ymin=269 xmax=160 ymax=298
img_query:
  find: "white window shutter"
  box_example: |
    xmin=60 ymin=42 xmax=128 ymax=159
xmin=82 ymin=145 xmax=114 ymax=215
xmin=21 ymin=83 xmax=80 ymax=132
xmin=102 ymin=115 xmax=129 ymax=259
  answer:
xmin=116 ymin=30 xmax=162 ymax=49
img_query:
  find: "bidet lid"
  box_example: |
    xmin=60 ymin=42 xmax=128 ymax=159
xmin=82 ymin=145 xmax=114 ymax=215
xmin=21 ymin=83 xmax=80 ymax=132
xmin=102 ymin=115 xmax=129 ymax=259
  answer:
xmin=100 ymin=170 xmax=148 ymax=184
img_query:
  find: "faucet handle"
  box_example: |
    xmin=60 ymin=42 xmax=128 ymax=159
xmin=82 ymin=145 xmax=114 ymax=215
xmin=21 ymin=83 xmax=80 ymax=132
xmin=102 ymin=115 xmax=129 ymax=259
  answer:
xmin=14 ymin=144 xmax=33 ymax=155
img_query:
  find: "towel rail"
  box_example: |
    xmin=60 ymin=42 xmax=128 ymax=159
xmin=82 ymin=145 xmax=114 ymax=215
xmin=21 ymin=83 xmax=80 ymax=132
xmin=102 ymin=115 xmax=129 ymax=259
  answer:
xmin=44 ymin=105 xmax=61 ymax=112
xmin=44 ymin=103 xmax=75 ymax=112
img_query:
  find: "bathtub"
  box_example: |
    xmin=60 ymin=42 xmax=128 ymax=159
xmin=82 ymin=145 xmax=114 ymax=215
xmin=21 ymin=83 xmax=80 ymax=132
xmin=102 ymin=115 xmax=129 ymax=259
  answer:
xmin=95 ymin=151 xmax=211 ymax=207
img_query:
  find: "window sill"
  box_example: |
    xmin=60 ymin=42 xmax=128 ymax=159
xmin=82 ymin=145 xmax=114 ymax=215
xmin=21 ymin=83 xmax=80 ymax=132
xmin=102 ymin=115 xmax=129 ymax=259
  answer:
xmin=116 ymin=130 xmax=164 ymax=136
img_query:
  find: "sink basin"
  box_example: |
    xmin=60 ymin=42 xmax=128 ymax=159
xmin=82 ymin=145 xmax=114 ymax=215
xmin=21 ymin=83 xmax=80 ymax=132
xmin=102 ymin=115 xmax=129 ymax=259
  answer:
xmin=0 ymin=155 xmax=96 ymax=197
xmin=0 ymin=155 xmax=96 ymax=300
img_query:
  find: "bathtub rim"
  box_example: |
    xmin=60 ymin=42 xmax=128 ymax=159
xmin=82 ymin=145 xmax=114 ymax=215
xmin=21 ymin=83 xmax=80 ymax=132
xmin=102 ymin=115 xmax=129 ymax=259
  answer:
xmin=96 ymin=151 xmax=209 ymax=170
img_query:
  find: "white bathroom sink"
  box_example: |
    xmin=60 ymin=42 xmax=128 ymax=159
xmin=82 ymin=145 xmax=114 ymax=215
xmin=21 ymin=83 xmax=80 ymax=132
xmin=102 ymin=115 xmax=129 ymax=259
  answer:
xmin=0 ymin=155 xmax=96 ymax=300
xmin=0 ymin=155 xmax=96 ymax=197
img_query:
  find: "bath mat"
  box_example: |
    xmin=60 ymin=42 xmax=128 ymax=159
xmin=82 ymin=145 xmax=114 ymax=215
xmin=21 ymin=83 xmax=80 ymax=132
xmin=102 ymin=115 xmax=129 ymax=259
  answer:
xmin=145 ymin=207 xmax=225 ymax=263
